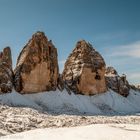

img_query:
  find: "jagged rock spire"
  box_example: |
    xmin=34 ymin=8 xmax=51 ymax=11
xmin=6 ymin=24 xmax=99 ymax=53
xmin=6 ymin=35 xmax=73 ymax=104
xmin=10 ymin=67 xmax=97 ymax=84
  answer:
xmin=105 ymin=66 xmax=130 ymax=97
xmin=62 ymin=40 xmax=107 ymax=95
xmin=14 ymin=31 xmax=59 ymax=93
xmin=0 ymin=47 xmax=13 ymax=93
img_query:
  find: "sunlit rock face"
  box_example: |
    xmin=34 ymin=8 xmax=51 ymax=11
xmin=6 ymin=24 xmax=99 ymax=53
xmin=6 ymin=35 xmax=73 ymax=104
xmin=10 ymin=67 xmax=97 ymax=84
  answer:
xmin=14 ymin=31 xmax=59 ymax=94
xmin=62 ymin=40 xmax=107 ymax=95
xmin=105 ymin=66 xmax=130 ymax=97
xmin=0 ymin=47 xmax=13 ymax=93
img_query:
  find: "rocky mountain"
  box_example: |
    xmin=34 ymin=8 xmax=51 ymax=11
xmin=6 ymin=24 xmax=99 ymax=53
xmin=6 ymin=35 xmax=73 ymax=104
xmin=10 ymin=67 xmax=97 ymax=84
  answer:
xmin=62 ymin=40 xmax=107 ymax=95
xmin=0 ymin=31 xmax=138 ymax=98
xmin=105 ymin=67 xmax=130 ymax=97
xmin=0 ymin=31 xmax=140 ymax=138
xmin=14 ymin=31 xmax=59 ymax=94
xmin=0 ymin=47 xmax=13 ymax=94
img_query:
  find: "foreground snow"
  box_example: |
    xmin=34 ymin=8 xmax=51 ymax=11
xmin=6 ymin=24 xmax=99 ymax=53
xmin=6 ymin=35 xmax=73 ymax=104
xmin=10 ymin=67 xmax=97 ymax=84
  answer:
xmin=2 ymin=124 xmax=140 ymax=140
xmin=1 ymin=89 xmax=140 ymax=139
xmin=0 ymin=89 xmax=140 ymax=115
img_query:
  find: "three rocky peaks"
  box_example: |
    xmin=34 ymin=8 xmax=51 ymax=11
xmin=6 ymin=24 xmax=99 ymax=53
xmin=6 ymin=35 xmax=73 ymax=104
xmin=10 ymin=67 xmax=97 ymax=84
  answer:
xmin=0 ymin=31 xmax=131 ymax=97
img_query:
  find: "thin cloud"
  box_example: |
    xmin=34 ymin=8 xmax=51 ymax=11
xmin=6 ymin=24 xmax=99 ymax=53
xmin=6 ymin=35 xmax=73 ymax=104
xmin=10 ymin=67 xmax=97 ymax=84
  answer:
xmin=109 ymin=41 xmax=140 ymax=58
xmin=127 ymin=72 xmax=140 ymax=85
xmin=128 ymin=73 xmax=140 ymax=80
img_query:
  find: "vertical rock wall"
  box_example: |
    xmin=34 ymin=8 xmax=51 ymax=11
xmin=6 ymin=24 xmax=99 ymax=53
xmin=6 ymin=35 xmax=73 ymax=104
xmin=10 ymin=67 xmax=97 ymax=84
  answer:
xmin=14 ymin=32 xmax=59 ymax=93
xmin=0 ymin=47 xmax=13 ymax=93
xmin=62 ymin=40 xmax=107 ymax=95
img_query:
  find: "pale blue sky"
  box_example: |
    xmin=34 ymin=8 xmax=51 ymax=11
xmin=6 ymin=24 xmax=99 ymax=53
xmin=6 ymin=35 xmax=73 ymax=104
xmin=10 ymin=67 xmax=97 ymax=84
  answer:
xmin=0 ymin=0 xmax=140 ymax=84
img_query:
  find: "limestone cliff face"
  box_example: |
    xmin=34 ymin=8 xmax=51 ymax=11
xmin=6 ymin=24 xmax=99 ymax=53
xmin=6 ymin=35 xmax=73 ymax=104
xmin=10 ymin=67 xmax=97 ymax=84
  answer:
xmin=14 ymin=31 xmax=59 ymax=93
xmin=0 ymin=47 xmax=13 ymax=93
xmin=105 ymin=67 xmax=130 ymax=97
xmin=62 ymin=40 xmax=107 ymax=95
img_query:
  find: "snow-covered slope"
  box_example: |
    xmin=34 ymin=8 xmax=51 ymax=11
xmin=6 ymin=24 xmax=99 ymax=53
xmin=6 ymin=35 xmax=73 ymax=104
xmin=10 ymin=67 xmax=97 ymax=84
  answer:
xmin=0 ymin=90 xmax=41 ymax=110
xmin=24 ymin=89 xmax=102 ymax=115
xmin=3 ymin=124 xmax=140 ymax=140
xmin=0 ymin=89 xmax=140 ymax=115
xmin=91 ymin=90 xmax=139 ymax=114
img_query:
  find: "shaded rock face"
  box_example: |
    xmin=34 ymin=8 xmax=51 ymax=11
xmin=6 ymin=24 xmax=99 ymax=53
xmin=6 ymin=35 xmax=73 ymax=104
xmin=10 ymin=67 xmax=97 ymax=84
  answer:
xmin=0 ymin=47 xmax=13 ymax=93
xmin=62 ymin=40 xmax=107 ymax=95
xmin=105 ymin=67 xmax=130 ymax=97
xmin=14 ymin=31 xmax=59 ymax=93
xmin=136 ymin=85 xmax=140 ymax=90
xmin=57 ymin=74 xmax=64 ymax=91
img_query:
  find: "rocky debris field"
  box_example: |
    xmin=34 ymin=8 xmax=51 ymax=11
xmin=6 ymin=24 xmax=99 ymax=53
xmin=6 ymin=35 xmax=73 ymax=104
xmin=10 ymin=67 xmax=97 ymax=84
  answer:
xmin=0 ymin=105 xmax=140 ymax=137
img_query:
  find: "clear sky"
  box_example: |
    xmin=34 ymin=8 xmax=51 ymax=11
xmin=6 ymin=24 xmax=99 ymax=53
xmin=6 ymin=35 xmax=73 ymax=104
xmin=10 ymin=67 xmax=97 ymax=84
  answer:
xmin=0 ymin=0 xmax=140 ymax=84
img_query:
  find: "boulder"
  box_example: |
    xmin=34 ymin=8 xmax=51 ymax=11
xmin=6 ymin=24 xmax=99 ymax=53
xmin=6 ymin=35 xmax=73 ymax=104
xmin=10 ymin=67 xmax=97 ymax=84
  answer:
xmin=14 ymin=31 xmax=59 ymax=93
xmin=62 ymin=40 xmax=107 ymax=95
xmin=105 ymin=67 xmax=130 ymax=97
xmin=0 ymin=47 xmax=13 ymax=93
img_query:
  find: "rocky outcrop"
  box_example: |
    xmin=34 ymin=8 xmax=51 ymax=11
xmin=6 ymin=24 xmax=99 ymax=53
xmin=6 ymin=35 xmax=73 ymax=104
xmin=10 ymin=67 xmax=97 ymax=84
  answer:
xmin=129 ymin=84 xmax=140 ymax=91
xmin=14 ymin=31 xmax=59 ymax=93
xmin=62 ymin=40 xmax=107 ymax=95
xmin=136 ymin=84 xmax=140 ymax=90
xmin=105 ymin=67 xmax=130 ymax=97
xmin=0 ymin=47 xmax=13 ymax=93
